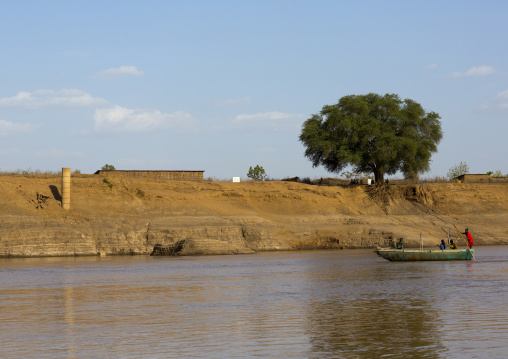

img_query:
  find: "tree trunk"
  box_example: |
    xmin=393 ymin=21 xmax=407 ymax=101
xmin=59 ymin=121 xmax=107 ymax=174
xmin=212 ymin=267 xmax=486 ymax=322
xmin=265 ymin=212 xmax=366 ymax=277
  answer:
xmin=372 ymin=166 xmax=384 ymax=184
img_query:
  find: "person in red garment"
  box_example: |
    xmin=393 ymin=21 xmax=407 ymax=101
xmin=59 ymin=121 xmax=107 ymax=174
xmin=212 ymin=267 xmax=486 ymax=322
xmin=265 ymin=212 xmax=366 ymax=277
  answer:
xmin=462 ymin=228 xmax=474 ymax=248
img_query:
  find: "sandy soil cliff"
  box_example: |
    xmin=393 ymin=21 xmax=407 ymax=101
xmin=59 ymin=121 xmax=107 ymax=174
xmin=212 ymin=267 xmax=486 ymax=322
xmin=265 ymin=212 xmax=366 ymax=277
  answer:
xmin=1 ymin=174 xmax=507 ymax=257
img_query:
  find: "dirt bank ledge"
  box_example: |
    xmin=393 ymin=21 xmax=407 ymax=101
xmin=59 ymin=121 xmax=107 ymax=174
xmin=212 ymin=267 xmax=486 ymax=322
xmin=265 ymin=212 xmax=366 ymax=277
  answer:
xmin=1 ymin=174 xmax=507 ymax=257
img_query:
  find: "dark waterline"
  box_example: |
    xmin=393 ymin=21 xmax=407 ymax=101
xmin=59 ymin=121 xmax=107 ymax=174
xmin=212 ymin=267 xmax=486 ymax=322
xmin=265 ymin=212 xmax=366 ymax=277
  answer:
xmin=1 ymin=247 xmax=508 ymax=358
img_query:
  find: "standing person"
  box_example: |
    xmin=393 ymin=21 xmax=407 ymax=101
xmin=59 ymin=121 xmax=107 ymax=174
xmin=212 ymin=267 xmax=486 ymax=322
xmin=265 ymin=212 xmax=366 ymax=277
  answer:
xmin=462 ymin=228 xmax=474 ymax=248
xmin=439 ymin=239 xmax=446 ymax=250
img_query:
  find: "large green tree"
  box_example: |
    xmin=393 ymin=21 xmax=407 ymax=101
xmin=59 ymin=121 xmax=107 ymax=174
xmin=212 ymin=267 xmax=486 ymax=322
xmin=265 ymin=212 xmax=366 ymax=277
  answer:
xmin=299 ymin=93 xmax=443 ymax=183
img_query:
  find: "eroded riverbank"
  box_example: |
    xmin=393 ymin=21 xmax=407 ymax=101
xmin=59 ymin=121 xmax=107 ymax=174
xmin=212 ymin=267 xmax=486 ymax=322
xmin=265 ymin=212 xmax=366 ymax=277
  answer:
xmin=1 ymin=174 xmax=507 ymax=257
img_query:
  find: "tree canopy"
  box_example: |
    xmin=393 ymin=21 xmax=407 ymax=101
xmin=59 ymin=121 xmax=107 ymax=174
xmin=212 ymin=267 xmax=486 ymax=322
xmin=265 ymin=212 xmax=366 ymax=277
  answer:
xmin=247 ymin=165 xmax=267 ymax=181
xmin=101 ymin=164 xmax=116 ymax=171
xmin=299 ymin=93 xmax=443 ymax=183
xmin=447 ymin=162 xmax=469 ymax=179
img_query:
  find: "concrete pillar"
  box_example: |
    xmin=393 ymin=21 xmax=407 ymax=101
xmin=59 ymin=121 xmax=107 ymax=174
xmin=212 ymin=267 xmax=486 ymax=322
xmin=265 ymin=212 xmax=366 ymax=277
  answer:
xmin=62 ymin=168 xmax=71 ymax=210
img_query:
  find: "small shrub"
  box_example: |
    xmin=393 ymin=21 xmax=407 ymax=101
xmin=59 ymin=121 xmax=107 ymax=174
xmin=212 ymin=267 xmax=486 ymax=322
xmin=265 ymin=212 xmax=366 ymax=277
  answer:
xmin=0 ymin=168 xmax=60 ymax=175
xmin=299 ymin=177 xmax=312 ymax=184
xmin=491 ymin=171 xmax=508 ymax=177
xmin=447 ymin=162 xmax=469 ymax=179
xmin=103 ymin=178 xmax=113 ymax=189
xmin=247 ymin=165 xmax=267 ymax=181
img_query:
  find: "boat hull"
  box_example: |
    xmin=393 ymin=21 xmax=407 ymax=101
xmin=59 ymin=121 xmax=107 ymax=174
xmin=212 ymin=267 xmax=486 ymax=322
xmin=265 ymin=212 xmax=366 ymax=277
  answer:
xmin=374 ymin=248 xmax=475 ymax=261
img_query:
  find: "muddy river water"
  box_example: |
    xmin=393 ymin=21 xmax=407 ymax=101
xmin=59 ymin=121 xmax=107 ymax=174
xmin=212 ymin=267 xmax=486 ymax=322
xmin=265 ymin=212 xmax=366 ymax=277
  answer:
xmin=2 ymin=246 xmax=508 ymax=358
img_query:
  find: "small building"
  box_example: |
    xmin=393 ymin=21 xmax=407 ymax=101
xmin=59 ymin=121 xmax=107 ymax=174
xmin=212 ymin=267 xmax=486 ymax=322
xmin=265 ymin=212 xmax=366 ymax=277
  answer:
xmin=455 ymin=174 xmax=490 ymax=183
xmin=454 ymin=174 xmax=508 ymax=183
xmin=94 ymin=170 xmax=204 ymax=181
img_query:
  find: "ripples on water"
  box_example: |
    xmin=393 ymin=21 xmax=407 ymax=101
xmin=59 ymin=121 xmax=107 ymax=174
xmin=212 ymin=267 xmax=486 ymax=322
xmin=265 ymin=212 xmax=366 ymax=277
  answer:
xmin=2 ymin=247 xmax=508 ymax=358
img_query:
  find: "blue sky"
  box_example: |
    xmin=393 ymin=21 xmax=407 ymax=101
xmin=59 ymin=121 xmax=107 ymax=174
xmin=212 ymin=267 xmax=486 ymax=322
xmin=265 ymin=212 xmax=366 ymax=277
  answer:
xmin=1 ymin=1 xmax=507 ymax=179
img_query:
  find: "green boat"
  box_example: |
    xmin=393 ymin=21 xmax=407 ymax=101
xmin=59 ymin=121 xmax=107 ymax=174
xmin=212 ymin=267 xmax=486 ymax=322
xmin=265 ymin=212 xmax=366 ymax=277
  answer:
xmin=374 ymin=248 xmax=475 ymax=261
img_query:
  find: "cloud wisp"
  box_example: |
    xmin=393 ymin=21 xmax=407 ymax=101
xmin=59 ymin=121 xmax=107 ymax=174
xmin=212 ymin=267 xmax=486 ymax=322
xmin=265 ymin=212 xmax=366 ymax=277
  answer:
xmin=452 ymin=65 xmax=495 ymax=78
xmin=234 ymin=111 xmax=302 ymax=122
xmin=94 ymin=66 xmax=144 ymax=79
xmin=0 ymin=120 xmax=39 ymax=136
xmin=93 ymin=106 xmax=197 ymax=133
xmin=215 ymin=96 xmax=252 ymax=106
xmin=0 ymin=148 xmax=19 ymax=156
xmin=480 ymin=89 xmax=508 ymax=113
xmin=0 ymin=89 xmax=108 ymax=109
xmin=34 ymin=148 xmax=87 ymax=159
xmin=0 ymin=88 xmax=196 ymax=135
xmin=226 ymin=111 xmax=306 ymax=133
xmin=63 ymin=50 xmax=88 ymax=57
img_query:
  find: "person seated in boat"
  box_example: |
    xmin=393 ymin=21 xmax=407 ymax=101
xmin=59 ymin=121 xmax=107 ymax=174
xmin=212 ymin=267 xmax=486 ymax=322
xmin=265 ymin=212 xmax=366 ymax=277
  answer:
xmin=396 ymin=238 xmax=404 ymax=249
xmin=439 ymin=239 xmax=446 ymax=250
xmin=450 ymin=239 xmax=458 ymax=249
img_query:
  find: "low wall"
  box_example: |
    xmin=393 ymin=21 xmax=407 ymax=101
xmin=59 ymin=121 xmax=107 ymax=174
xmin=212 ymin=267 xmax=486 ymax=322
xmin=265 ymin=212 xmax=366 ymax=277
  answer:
xmin=489 ymin=177 xmax=508 ymax=183
xmin=95 ymin=170 xmax=204 ymax=181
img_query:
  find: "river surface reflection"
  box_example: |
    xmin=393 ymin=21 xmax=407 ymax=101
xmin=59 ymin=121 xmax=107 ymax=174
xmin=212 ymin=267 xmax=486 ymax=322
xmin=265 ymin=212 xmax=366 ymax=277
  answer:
xmin=2 ymin=247 xmax=508 ymax=358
